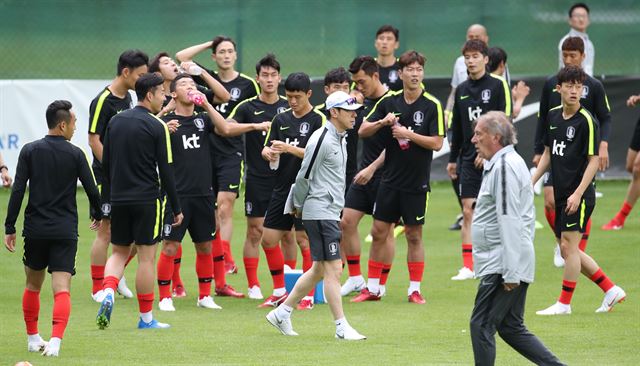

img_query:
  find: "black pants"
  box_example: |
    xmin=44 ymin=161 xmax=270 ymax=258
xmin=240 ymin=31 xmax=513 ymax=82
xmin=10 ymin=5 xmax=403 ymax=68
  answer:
xmin=470 ymin=274 xmax=565 ymax=366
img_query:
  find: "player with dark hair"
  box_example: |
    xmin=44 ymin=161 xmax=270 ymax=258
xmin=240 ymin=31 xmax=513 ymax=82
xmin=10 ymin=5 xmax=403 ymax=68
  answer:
xmin=374 ymin=24 xmax=402 ymax=91
xmin=88 ymin=49 xmax=148 ymax=302
xmin=559 ymin=2 xmax=594 ymax=76
xmin=5 ymin=100 xmax=102 ymax=356
xmin=447 ymin=39 xmax=512 ymax=281
xmin=96 ymin=73 xmax=183 ymax=330
xmin=532 ymin=66 xmax=625 ymax=315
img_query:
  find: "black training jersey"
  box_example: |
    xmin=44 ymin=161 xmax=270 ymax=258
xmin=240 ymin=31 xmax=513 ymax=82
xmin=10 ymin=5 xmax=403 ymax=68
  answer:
xmin=367 ymin=90 xmax=445 ymax=193
xmin=102 ymin=106 xmax=181 ymax=214
xmin=449 ymin=73 xmax=512 ymax=163
xmin=5 ymin=136 xmax=101 ymax=239
xmin=377 ymin=58 xmax=402 ymax=92
xmin=544 ymin=106 xmax=599 ymax=204
xmin=535 ymin=75 xmax=611 ymax=155
xmin=264 ymin=108 xmax=325 ymax=193
xmin=230 ymin=96 xmax=289 ymax=178
xmin=161 ymin=112 xmax=216 ymax=197
xmin=315 ymin=103 xmax=361 ymax=178
xmin=88 ymin=87 xmax=132 ymax=168
xmin=359 ymin=94 xmax=388 ymax=176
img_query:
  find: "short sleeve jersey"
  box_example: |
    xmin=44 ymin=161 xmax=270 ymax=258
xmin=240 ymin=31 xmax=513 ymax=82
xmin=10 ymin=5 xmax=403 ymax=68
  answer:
xmin=358 ymin=94 xmax=387 ymax=176
xmin=161 ymin=112 xmax=216 ymax=197
xmin=264 ymin=108 xmax=326 ymax=193
xmin=377 ymin=59 xmax=403 ymax=92
xmin=88 ymin=87 xmax=132 ymax=166
xmin=366 ymin=90 xmax=445 ymax=193
xmin=544 ymin=106 xmax=600 ymax=204
xmin=229 ymin=96 xmax=289 ymax=178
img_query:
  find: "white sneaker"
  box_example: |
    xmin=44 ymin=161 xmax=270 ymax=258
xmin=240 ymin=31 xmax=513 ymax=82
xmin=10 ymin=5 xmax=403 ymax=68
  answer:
xmin=451 ymin=267 xmax=475 ymax=281
xmin=92 ymin=289 xmax=106 ymax=303
xmin=41 ymin=337 xmax=60 ymax=357
xmin=536 ymin=301 xmax=571 ymax=315
xmin=595 ymin=285 xmax=626 ymax=313
xmin=117 ymin=276 xmax=134 ymax=298
xmin=266 ymin=309 xmax=298 ymax=336
xmin=27 ymin=334 xmax=47 ymax=352
xmin=197 ymin=295 xmax=222 ymax=310
xmin=158 ymin=297 xmax=176 ymax=312
xmin=553 ymin=244 xmax=565 ymax=268
xmin=248 ymin=285 xmax=264 ymax=300
xmin=336 ymin=325 xmax=366 ymax=340
xmin=340 ymin=276 xmax=366 ymax=296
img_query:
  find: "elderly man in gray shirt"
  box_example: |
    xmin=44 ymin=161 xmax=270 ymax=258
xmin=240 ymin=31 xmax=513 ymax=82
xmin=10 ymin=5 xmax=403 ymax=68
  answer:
xmin=266 ymin=91 xmax=366 ymax=341
xmin=468 ymin=111 xmax=564 ymax=366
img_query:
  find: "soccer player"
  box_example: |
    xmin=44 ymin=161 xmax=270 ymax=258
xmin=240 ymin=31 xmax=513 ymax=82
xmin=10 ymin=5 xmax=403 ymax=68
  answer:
xmin=259 ymin=72 xmax=326 ymax=309
xmin=374 ymin=24 xmax=402 ymax=91
xmin=340 ymin=56 xmax=390 ymax=296
xmin=532 ymin=66 xmax=625 ymax=316
xmin=177 ymin=36 xmax=260 ymax=275
xmin=88 ymin=49 xmax=148 ymax=302
xmin=353 ymin=50 xmax=445 ymax=303
xmin=559 ymin=3 xmax=595 ymax=76
xmin=5 ymin=100 xmax=102 ymax=356
xmin=447 ymin=39 xmax=512 ymax=281
xmin=0 ymin=151 xmax=12 ymax=187
xmin=216 ymin=54 xmax=290 ymax=299
xmin=96 ymin=73 xmax=183 ymax=329
xmin=602 ymin=93 xmax=640 ymax=230
xmin=533 ymin=37 xmax=611 ymax=266
xmin=266 ymin=90 xmax=366 ymax=340
xmin=487 ymin=47 xmax=530 ymax=119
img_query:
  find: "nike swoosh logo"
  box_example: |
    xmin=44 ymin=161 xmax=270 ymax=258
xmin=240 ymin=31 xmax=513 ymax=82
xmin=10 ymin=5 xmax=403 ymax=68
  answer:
xmin=566 ymin=222 xmax=577 ymax=228
xmin=416 ymin=215 xmax=425 ymax=220
xmin=254 ymin=110 xmax=265 ymax=115
xmin=460 ymin=95 xmax=469 ymax=100
xmin=336 ymin=333 xmax=344 ymax=339
xmin=229 ymin=184 xmax=239 ymax=189
xmin=393 ymin=112 xmax=402 ymax=116
xmin=280 ymin=126 xmax=290 ymax=130
xmin=550 ymin=126 xmax=558 ymax=130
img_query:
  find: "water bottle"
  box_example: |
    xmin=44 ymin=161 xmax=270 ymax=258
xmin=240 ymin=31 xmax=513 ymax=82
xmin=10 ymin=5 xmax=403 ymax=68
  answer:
xmin=269 ymin=155 xmax=280 ymax=170
xmin=395 ymin=121 xmax=410 ymax=150
xmin=186 ymin=64 xmax=203 ymax=76
xmin=187 ymin=91 xmax=205 ymax=106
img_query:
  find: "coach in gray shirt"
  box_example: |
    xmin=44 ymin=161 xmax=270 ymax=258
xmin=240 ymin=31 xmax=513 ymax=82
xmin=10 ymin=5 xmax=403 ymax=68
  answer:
xmin=266 ymin=91 xmax=366 ymax=341
xmin=468 ymin=111 xmax=564 ymax=366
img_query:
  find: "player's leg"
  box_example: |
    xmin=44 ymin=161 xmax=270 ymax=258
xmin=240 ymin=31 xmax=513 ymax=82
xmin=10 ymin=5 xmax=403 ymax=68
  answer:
xmin=452 ymin=197 xmax=476 ymax=280
xmin=405 ymin=224 xmax=425 ymax=303
xmin=157 ymin=240 xmax=179 ymax=311
xmin=217 ymin=190 xmax=238 ymax=273
xmin=281 ymin=228 xmax=298 ymax=269
xmin=323 ymin=258 xmax=365 ymax=340
xmin=543 ymin=178 xmax=565 ymax=267
xmin=352 ymin=219 xmax=393 ymax=302
xmin=45 ymin=270 xmax=72 ymax=356
xmin=259 ymin=227 xmax=288 ymax=307
xmin=22 ymin=240 xmax=47 ymax=353
xmin=340 ymin=208 xmax=366 ymax=295
xmin=194 ymin=240 xmax=223 ymax=309
xmin=244 ymin=216 xmax=264 ymax=298
xmin=90 ymin=218 xmax=111 ymax=299
xmin=603 ymin=146 xmax=640 ymax=230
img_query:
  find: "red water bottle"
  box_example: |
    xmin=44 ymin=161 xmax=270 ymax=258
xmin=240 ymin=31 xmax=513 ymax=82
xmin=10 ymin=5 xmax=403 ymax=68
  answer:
xmin=187 ymin=90 xmax=205 ymax=106
xmin=395 ymin=121 xmax=410 ymax=150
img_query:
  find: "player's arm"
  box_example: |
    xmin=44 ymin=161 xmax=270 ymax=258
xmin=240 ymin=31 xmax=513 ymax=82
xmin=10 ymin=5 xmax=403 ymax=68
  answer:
xmin=359 ymin=97 xmax=396 ymax=138
xmin=100 ymin=127 xmax=112 ymax=207
xmin=447 ymin=98 xmax=462 ymax=179
xmin=567 ymin=121 xmax=600 ymax=214
xmin=353 ymin=150 xmax=385 ymax=185
xmin=175 ymin=40 xmax=212 ymax=63
xmin=531 ymin=146 xmax=550 ymax=184
xmin=511 ymin=81 xmax=530 ymax=119
xmin=444 ymin=86 xmax=456 ymax=127
xmin=209 ymin=99 xmax=270 ymax=137
xmin=183 ymin=62 xmax=230 ymax=103
xmin=155 ymin=123 xmax=182 ymax=219
xmin=495 ymin=161 xmax=524 ymax=287
xmin=87 ymin=97 xmax=109 ymax=163
xmin=262 ymin=118 xmax=279 ymax=162
xmin=398 ymin=100 xmax=445 ymax=151
xmin=76 ymin=148 xmax=102 ymax=222
xmin=272 ymin=140 xmax=304 ymax=159
xmin=497 ymin=77 xmax=512 ymax=118
xmin=594 ymin=83 xmax=612 ymax=171
xmin=4 ymin=146 xmax=30 ymax=252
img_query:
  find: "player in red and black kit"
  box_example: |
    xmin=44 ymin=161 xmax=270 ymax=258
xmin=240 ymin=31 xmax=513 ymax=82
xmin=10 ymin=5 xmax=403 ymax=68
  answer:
xmin=374 ymin=25 xmax=403 ymax=92
xmin=5 ymin=101 xmax=102 ymax=356
xmin=177 ymin=36 xmax=260 ymax=275
xmin=258 ymin=72 xmax=326 ymax=309
xmin=533 ymin=37 xmax=612 ymax=265
xmin=352 ymin=51 xmax=445 ymax=304
xmin=447 ymin=39 xmax=511 ymax=281
xmin=87 ymin=50 xmax=148 ymax=302
xmin=532 ymin=66 xmax=625 ymax=316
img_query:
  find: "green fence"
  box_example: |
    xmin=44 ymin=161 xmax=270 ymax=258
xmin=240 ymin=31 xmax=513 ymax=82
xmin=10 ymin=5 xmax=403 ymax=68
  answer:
xmin=1 ymin=0 xmax=638 ymax=79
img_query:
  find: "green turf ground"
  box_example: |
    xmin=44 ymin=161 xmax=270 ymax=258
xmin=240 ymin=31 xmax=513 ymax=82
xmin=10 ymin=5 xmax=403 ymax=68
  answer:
xmin=0 ymin=180 xmax=638 ymax=365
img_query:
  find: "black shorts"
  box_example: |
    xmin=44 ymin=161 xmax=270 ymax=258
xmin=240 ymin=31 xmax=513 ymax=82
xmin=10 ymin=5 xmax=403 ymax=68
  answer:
xmin=630 ymin=116 xmax=640 ymax=152
xmin=543 ymin=171 xmax=554 ymax=187
xmin=163 ymin=196 xmax=216 ymax=243
xmin=245 ymin=174 xmax=276 ymax=217
xmin=303 ymin=220 xmax=342 ymax=262
xmin=345 ymin=170 xmax=356 ymax=199
xmin=23 ymin=237 xmax=78 ymax=275
xmin=344 ymin=175 xmax=381 ymax=215
xmin=111 ymin=199 xmax=164 ymax=246
xmin=215 ymin=153 xmax=243 ymax=194
xmin=373 ymin=184 xmax=430 ymax=225
xmin=459 ymin=161 xmax=483 ymax=199
xmin=554 ymin=200 xmax=594 ymax=239
xmin=263 ymin=191 xmax=304 ymax=231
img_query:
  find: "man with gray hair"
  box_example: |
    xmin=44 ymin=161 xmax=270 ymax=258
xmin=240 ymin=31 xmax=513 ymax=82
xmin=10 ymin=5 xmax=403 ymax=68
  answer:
xmin=469 ymin=111 xmax=564 ymax=365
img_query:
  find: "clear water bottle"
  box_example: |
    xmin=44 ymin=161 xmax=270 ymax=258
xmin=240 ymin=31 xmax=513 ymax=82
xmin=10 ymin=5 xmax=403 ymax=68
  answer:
xmin=186 ymin=64 xmax=203 ymax=76
xmin=269 ymin=155 xmax=280 ymax=170
xmin=395 ymin=121 xmax=410 ymax=150
xmin=187 ymin=91 xmax=205 ymax=106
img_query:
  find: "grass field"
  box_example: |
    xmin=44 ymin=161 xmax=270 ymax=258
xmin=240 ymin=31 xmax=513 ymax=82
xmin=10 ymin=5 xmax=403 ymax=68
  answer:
xmin=0 ymin=180 xmax=638 ymax=365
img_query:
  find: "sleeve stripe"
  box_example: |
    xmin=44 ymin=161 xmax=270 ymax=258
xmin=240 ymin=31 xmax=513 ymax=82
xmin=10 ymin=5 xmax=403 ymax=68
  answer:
xmin=70 ymin=141 xmax=97 ymax=185
xmin=228 ymin=96 xmax=256 ymax=120
xmin=89 ymin=89 xmax=111 ymax=133
xmin=501 ymin=155 xmax=507 ymax=215
xmin=365 ymin=90 xmax=397 ymax=120
xmin=149 ymin=113 xmax=174 ymax=163
xmin=240 ymin=73 xmax=260 ymax=94
xmin=579 ymin=109 xmax=596 ymax=155
xmin=490 ymin=74 xmax=512 ymax=117
xmin=422 ymin=92 xmax=445 ymax=136
xmin=304 ymin=128 xmax=328 ymax=179
xmin=604 ymin=94 xmax=611 ymax=112
xmin=312 ymin=109 xmax=327 ymax=126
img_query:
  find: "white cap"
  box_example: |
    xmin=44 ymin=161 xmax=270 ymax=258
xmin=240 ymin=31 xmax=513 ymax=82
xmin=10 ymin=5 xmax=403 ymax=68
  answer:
xmin=325 ymin=91 xmax=362 ymax=111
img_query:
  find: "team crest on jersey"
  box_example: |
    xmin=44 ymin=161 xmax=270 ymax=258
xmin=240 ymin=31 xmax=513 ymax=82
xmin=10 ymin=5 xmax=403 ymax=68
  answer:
xmin=164 ymin=224 xmax=172 ymax=236
xmin=581 ymin=85 xmax=589 ymax=99
xmin=481 ymin=89 xmax=491 ymax=103
xmin=388 ymin=70 xmax=399 ymax=83
xmin=300 ymin=122 xmax=310 ymax=136
xmin=246 ymin=202 xmax=253 ymax=215
xmin=101 ymin=203 xmax=111 ymax=215
xmin=413 ymin=111 xmax=424 ymax=126
xmin=277 ymin=107 xmax=287 ymax=114
xmin=230 ymin=87 xmax=241 ymax=101
xmin=566 ymin=126 xmax=576 ymax=140
xmin=328 ymin=242 xmax=339 ymax=256
xmin=194 ymin=118 xmax=205 ymax=131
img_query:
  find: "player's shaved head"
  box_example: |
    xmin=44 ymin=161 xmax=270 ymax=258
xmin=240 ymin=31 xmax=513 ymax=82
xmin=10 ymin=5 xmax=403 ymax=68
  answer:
xmin=466 ymin=24 xmax=488 ymax=44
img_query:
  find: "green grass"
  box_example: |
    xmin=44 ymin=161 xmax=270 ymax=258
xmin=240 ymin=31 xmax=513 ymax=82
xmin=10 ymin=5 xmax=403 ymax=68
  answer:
xmin=0 ymin=180 xmax=638 ymax=365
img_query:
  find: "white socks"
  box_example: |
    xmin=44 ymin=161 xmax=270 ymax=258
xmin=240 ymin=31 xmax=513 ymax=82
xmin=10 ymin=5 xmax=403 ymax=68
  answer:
xmin=367 ymin=278 xmax=380 ymax=295
xmin=140 ymin=311 xmax=153 ymax=323
xmin=276 ymin=303 xmax=293 ymax=319
xmin=273 ymin=287 xmax=286 ymax=297
xmin=408 ymin=281 xmax=421 ymax=295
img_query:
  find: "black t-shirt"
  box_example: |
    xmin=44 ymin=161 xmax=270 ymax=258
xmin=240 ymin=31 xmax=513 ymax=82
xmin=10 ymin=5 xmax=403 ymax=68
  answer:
xmin=377 ymin=59 xmax=402 ymax=92
xmin=265 ymin=108 xmax=326 ymax=193
xmin=315 ymin=103 xmax=361 ymax=178
xmin=449 ymin=73 xmax=511 ymax=163
xmin=544 ymin=106 xmax=600 ymax=204
xmin=161 ymin=112 xmax=216 ymax=197
xmin=88 ymin=87 xmax=132 ymax=169
xmin=361 ymin=94 xmax=389 ymax=177
xmin=229 ymin=96 xmax=289 ymax=178
xmin=535 ymin=75 xmax=611 ymax=155
xmin=366 ymin=90 xmax=445 ymax=193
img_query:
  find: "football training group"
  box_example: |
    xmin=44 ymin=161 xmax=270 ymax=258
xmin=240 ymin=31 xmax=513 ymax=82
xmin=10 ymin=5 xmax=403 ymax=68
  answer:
xmin=3 ymin=3 xmax=639 ymax=364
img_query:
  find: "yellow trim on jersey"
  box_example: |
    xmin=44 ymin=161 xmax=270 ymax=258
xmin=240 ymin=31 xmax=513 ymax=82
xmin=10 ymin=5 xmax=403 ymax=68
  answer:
xmin=311 ymin=108 xmax=327 ymax=126
xmin=604 ymin=94 xmax=611 ymax=112
xmin=579 ymin=199 xmax=586 ymax=228
xmin=89 ymin=89 xmax=111 ymax=133
xmin=149 ymin=113 xmax=174 ymax=163
xmin=424 ymin=192 xmax=431 ymax=217
xmin=579 ymin=109 xmax=596 ymax=156
xmin=69 ymin=141 xmax=98 ymax=185
xmin=315 ymin=103 xmax=325 ymax=111
xmin=239 ymin=73 xmax=260 ymax=94
xmin=422 ymin=92 xmax=445 ymax=136
xmin=549 ymin=105 xmax=563 ymax=112
xmin=365 ymin=90 xmax=399 ymax=120
xmin=154 ymin=198 xmax=161 ymax=239
xmin=228 ymin=96 xmax=258 ymax=120
xmin=490 ymin=73 xmax=512 ymax=117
